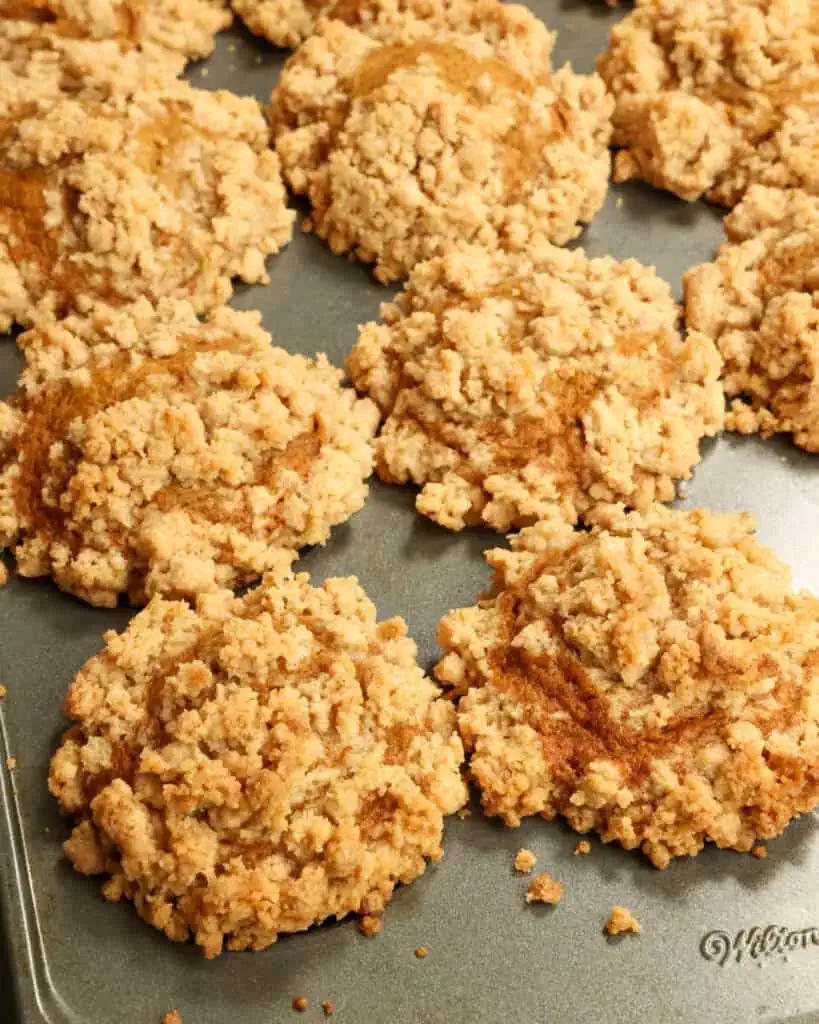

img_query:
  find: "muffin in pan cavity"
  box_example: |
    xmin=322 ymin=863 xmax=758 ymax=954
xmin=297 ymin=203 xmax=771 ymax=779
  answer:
xmin=685 ymin=185 xmax=819 ymax=452
xmin=232 ymin=0 xmax=554 ymax=58
xmin=0 ymin=0 xmax=231 ymax=65
xmin=49 ymin=570 xmax=466 ymax=957
xmin=347 ymin=242 xmax=724 ymax=531
xmin=271 ymin=13 xmax=612 ymax=283
xmin=436 ymin=503 xmax=819 ymax=868
xmin=597 ymin=0 xmax=819 ymax=205
xmin=0 ymin=80 xmax=294 ymax=331
xmin=0 ymin=300 xmax=378 ymax=607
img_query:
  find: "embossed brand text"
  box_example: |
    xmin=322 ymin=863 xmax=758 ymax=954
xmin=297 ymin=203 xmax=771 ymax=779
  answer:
xmin=700 ymin=925 xmax=819 ymax=966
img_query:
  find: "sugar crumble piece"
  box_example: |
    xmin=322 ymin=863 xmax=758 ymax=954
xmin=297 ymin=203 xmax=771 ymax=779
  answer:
xmin=606 ymin=906 xmax=641 ymax=936
xmin=359 ymin=914 xmax=383 ymax=937
xmin=574 ymin=841 xmax=592 ymax=857
xmin=751 ymin=845 xmax=768 ymax=860
xmin=414 ymin=946 xmax=429 ymax=959
xmin=6 ymin=756 xmax=17 ymax=771
xmin=513 ymin=848 xmax=537 ymax=874
xmin=322 ymin=1002 xmax=336 ymax=1017
xmin=0 ymin=684 xmax=7 ymax=701
xmin=161 ymin=1012 xmax=181 ymax=1024
xmin=0 ymin=564 xmax=8 ymax=586
xmin=526 ymin=873 xmax=562 ymax=905
xmin=292 ymin=996 xmax=309 ymax=1012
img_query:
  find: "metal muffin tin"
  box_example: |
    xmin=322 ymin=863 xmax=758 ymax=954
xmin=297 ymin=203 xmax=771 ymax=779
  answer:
xmin=1 ymin=4 xmax=818 ymax=1021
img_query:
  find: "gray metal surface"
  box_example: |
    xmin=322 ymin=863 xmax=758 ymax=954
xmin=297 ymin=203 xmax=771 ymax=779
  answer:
xmin=1 ymin=4 xmax=818 ymax=1022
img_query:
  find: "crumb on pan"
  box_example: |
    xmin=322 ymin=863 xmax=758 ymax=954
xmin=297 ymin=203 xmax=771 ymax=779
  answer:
xmin=526 ymin=872 xmax=562 ymax=905
xmin=359 ymin=914 xmax=384 ymax=937
xmin=751 ymin=845 xmax=768 ymax=860
xmin=414 ymin=946 xmax=429 ymax=959
xmin=6 ymin=756 xmax=17 ymax=771
xmin=292 ymin=997 xmax=309 ymax=1012
xmin=322 ymin=1002 xmax=336 ymax=1017
xmin=0 ymin=564 xmax=7 ymax=587
xmin=513 ymin=848 xmax=537 ymax=874
xmin=347 ymin=242 xmax=723 ymax=531
xmin=0 ymin=685 xmax=7 ymax=700
xmin=606 ymin=906 xmax=641 ymax=936
xmin=161 ymin=1012 xmax=182 ymax=1024
xmin=573 ymin=841 xmax=591 ymax=857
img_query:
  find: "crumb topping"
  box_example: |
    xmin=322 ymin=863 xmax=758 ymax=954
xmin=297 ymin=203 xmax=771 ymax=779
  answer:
xmin=0 ymin=300 xmax=378 ymax=606
xmin=573 ymin=840 xmax=591 ymax=856
xmin=606 ymin=906 xmax=640 ymax=935
xmin=526 ymin=872 xmax=562 ymax=904
xmin=234 ymin=0 xmax=554 ymax=61
xmin=436 ymin=503 xmax=819 ymax=867
xmin=347 ymin=242 xmax=723 ymax=531
xmin=0 ymin=0 xmax=231 ymax=62
xmin=0 ymin=81 xmax=293 ymax=330
xmin=685 ymin=185 xmax=819 ymax=451
xmin=48 ymin=571 xmax=467 ymax=957
xmin=272 ymin=18 xmax=611 ymax=283
xmin=513 ymin=847 xmax=536 ymax=873
xmin=598 ymin=0 xmax=819 ymax=205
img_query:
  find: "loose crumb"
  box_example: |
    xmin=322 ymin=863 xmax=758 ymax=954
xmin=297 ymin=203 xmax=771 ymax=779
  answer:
xmin=456 ymin=806 xmax=472 ymax=819
xmin=0 ymin=563 xmax=8 ymax=586
xmin=0 ymin=684 xmax=7 ymax=700
xmin=513 ymin=848 xmax=537 ymax=874
xmin=752 ymin=845 xmax=768 ymax=860
xmin=199 ymin=66 xmax=209 ymax=77
xmin=227 ymin=42 xmax=236 ymax=52
xmin=526 ymin=873 xmax=562 ymax=905
xmin=292 ymin=996 xmax=309 ymax=1012
xmin=606 ymin=906 xmax=641 ymax=936
xmin=161 ymin=1012 xmax=181 ymax=1024
xmin=6 ymin=757 xmax=17 ymax=771
xmin=615 ymin=196 xmax=624 ymax=209
xmin=574 ymin=841 xmax=592 ymax=857
xmin=359 ymin=914 xmax=383 ymax=937
xmin=322 ymin=1002 xmax=335 ymax=1018
xmin=414 ymin=946 xmax=428 ymax=959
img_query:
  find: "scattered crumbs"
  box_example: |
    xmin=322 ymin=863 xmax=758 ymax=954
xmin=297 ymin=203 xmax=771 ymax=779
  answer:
xmin=526 ymin=873 xmax=562 ymax=905
xmin=456 ymin=805 xmax=471 ymax=819
xmin=574 ymin=840 xmax=591 ymax=857
xmin=615 ymin=195 xmax=624 ymax=208
xmin=0 ymin=684 xmax=7 ymax=701
xmin=414 ymin=946 xmax=428 ymax=959
xmin=751 ymin=845 xmax=768 ymax=860
xmin=199 ymin=66 xmax=209 ymax=78
xmin=161 ymin=1012 xmax=181 ymax=1024
xmin=292 ymin=996 xmax=309 ymax=1013
xmin=513 ymin=848 xmax=537 ymax=874
xmin=322 ymin=1001 xmax=335 ymax=1018
xmin=358 ymin=914 xmax=382 ymax=937
xmin=6 ymin=756 xmax=17 ymax=771
xmin=606 ymin=906 xmax=641 ymax=936
xmin=0 ymin=563 xmax=8 ymax=586
xmin=227 ymin=42 xmax=236 ymax=52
